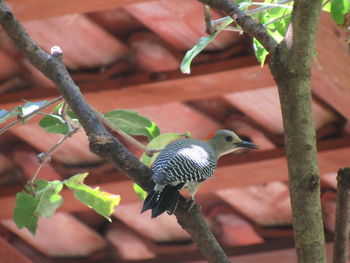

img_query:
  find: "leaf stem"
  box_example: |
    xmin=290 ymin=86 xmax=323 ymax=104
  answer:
xmin=263 ymin=13 xmax=291 ymax=27
xmin=244 ymin=2 xmax=292 ymax=9
xmin=204 ymin=5 xmax=216 ymax=35
xmin=245 ymin=0 xmax=291 ymax=15
xmin=28 ymin=100 xmax=80 ymax=187
xmin=60 ymin=101 xmax=79 ymax=131
xmin=322 ymin=0 xmax=331 ymax=8
xmin=222 ymin=26 xmax=244 ymax=33
xmin=28 ymin=126 xmax=80 ymax=187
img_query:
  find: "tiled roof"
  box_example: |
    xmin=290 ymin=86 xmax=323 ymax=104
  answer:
xmin=0 ymin=1 xmax=349 ymax=262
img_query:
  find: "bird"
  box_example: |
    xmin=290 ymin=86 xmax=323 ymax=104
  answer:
xmin=141 ymin=129 xmax=258 ymax=218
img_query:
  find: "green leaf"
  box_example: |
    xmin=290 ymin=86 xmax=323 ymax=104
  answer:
xmin=180 ymin=17 xmax=233 ymax=74
xmin=52 ymin=101 xmax=65 ymax=114
xmin=39 ymin=102 xmax=79 ymax=134
xmin=133 ymin=183 xmax=147 ymax=201
xmin=52 ymin=102 xmax=78 ymax=121
xmin=253 ymin=2 xmax=291 ymax=66
xmin=34 ymin=180 xmax=64 ymax=218
xmin=39 ymin=114 xmax=69 ymax=135
xmin=140 ymin=133 xmax=181 ymax=167
xmin=14 ymin=192 xmax=39 ymax=235
xmin=64 ymin=173 xmax=121 ymax=221
xmin=274 ymin=15 xmax=291 ymax=36
xmin=331 ymin=0 xmax=350 ymax=24
xmin=104 ymin=109 xmax=160 ymax=141
xmin=19 ymin=100 xmax=47 ymax=118
xmin=266 ymin=7 xmax=285 ymax=18
xmin=0 ymin=108 xmax=18 ymax=124
xmin=253 ymin=38 xmax=269 ymax=66
xmin=14 ymin=180 xmax=63 ymax=235
xmin=323 ymin=0 xmax=332 ymax=12
xmin=238 ymin=0 xmax=252 ymax=11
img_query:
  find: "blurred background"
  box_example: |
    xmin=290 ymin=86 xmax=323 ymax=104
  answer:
xmin=0 ymin=0 xmax=349 ymax=262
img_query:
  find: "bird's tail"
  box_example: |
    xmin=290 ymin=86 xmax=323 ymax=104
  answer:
xmin=141 ymin=183 xmax=184 ymax=218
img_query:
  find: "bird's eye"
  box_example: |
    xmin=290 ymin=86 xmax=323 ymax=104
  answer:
xmin=225 ymin=136 xmax=233 ymax=142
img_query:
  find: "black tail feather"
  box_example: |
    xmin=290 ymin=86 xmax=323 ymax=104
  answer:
xmin=151 ymin=186 xmax=179 ymax=218
xmin=141 ymin=184 xmax=184 ymax=218
xmin=141 ymin=189 xmax=159 ymax=213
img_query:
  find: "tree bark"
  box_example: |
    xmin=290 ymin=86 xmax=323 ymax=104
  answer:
xmin=198 ymin=0 xmax=277 ymax=52
xmin=197 ymin=1 xmax=327 ymax=260
xmin=269 ymin=0 xmax=326 ymax=262
xmin=333 ymin=168 xmax=350 ymax=263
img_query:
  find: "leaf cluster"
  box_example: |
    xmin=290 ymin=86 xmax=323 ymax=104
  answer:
xmin=14 ymin=174 xmax=120 ymax=235
xmin=180 ymin=0 xmax=349 ymax=70
xmin=39 ymin=102 xmax=78 ymax=135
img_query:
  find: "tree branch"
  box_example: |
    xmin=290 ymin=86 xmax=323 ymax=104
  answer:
xmin=269 ymin=0 xmax=326 ymax=262
xmin=198 ymin=0 xmax=278 ymax=52
xmin=333 ymin=167 xmax=350 ymax=263
xmin=0 ymin=2 xmax=230 ymax=262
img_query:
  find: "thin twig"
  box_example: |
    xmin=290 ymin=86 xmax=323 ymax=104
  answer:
xmin=28 ymin=99 xmax=80 ymax=186
xmin=199 ymin=0 xmax=278 ymax=52
xmin=263 ymin=13 xmax=291 ymax=27
xmin=245 ymin=2 xmax=292 ymax=9
xmin=212 ymin=16 xmax=229 ymax=24
xmin=60 ymin=101 xmax=79 ymax=131
xmin=333 ymin=167 xmax=350 ymax=263
xmin=204 ymin=5 xmax=216 ymax=35
xmin=28 ymin=126 xmax=80 ymax=186
xmin=222 ymin=27 xmax=244 ymax=33
xmin=245 ymin=0 xmax=291 ymax=15
xmin=0 ymin=96 xmax=63 ymax=135
xmin=210 ymin=0 xmax=291 ymax=21
xmin=322 ymin=0 xmax=331 ymax=8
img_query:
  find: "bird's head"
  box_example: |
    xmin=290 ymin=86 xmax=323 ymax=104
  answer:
xmin=208 ymin=129 xmax=258 ymax=158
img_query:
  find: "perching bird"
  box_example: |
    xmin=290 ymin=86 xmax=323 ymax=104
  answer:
xmin=141 ymin=129 xmax=258 ymax=218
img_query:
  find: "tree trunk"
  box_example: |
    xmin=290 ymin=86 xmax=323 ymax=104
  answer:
xmin=269 ymin=0 xmax=326 ymax=262
xmin=333 ymin=168 xmax=350 ymax=263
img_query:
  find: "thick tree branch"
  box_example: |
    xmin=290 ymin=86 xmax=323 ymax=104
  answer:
xmin=198 ymin=0 xmax=278 ymax=52
xmin=175 ymin=202 xmax=230 ymax=263
xmin=333 ymin=168 xmax=350 ymax=263
xmin=269 ymin=0 xmax=326 ymax=262
xmin=0 ymin=2 xmax=229 ymax=262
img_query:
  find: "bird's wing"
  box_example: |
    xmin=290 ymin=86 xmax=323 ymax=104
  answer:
xmin=153 ymin=146 xmax=216 ymax=185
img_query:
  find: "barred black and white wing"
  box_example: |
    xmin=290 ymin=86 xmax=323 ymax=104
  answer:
xmin=152 ymin=139 xmax=217 ymax=186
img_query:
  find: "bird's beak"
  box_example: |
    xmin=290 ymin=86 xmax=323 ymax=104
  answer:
xmin=236 ymin=140 xmax=259 ymax=149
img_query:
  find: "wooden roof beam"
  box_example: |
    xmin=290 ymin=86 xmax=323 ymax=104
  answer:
xmin=6 ymin=0 xmax=149 ymax=21
xmin=0 ymin=137 xmax=349 ymax=219
xmin=311 ymin=14 xmax=350 ymax=121
xmin=0 ymin=57 xmax=274 ymax=112
xmin=0 ymin=236 xmax=34 ymax=263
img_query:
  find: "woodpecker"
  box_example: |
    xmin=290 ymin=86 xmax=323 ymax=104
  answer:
xmin=141 ymin=129 xmax=258 ymax=218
